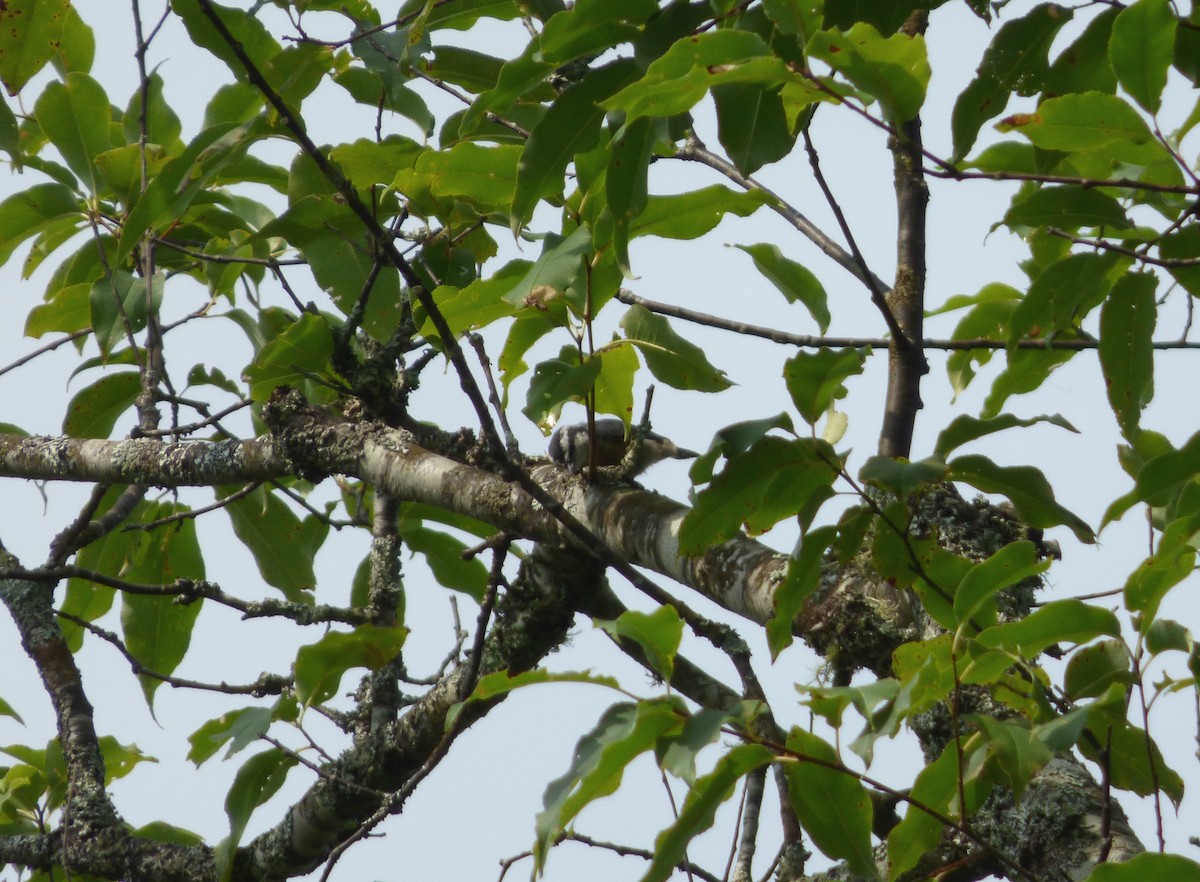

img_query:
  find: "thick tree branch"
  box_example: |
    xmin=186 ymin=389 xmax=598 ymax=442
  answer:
xmin=878 ymin=13 xmax=931 ymax=460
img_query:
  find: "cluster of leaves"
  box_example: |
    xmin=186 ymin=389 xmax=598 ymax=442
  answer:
xmin=1 ymin=0 xmax=1200 ymax=879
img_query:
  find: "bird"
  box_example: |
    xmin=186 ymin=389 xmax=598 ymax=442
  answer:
xmin=548 ymin=417 xmax=699 ymax=476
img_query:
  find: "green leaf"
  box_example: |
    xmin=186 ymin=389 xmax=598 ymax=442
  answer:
xmin=784 ymin=348 xmax=866 ymax=424
xmin=595 ymin=606 xmax=683 ymax=680
xmin=934 ymin=413 xmax=1078 ymax=459
xmin=242 ymin=313 xmax=335 ymax=401
xmin=1065 ymin=638 xmax=1132 ymax=699
xmin=620 ymin=305 xmax=731 ymax=392
xmin=783 ymin=728 xmax=876 ymax=879
xmin=1109 ymin=0 xmax=1176 ymax=114
xmin=1087 ymin=853 xmax=1200 ymax=882
xmin=121 ymin=503 xmax=206 ymax=707
xmin=1099 ymin=271 xmax=1156 ymax=439
xmin=132 ymin=821 xmax=204 ymax=847
xmin=942 ymin=283 xmax=1020 ymax=395
xmin=98 ymin=736 xmax=156 ymax=784
xmin=714 ymin=83 xmax=793 ymax=176
xmin=807 ymin=22 xmax=929 ymax=124
xmin=393 ymin=142 xmax=521 ymax=215
xmin=859 ymin=456 xmax=949 ymax=497
xmin=417 ymin=262 xmax=527 ymax=342
xmin=422 ymin=45 xmax=504 ymax=92
xmin=1009 ymin=251 xmax=1129 ymax=344
xmin=219 ymin=748 xmax=297 ymax=871
xmin=951 ymin=3 xmax=1072 ymax=161
xmin=1003 ymin=185 xmax=1130 ymax=231
xmin=887 ymin=741 xmax=989 ymax=880
xmin=399 ymin=0 xmax=522 ymax=32
xmin=187 ymin=707 xmax=274 ymax=766
xmin=62 ymin=372 xmax=141 ymax=439
xmin=329 ymin=135 xmax=423 ymax=191
xmin=403 ymin=526 xmax=489 ymax=601
xmin=734 ymin=243 xmax=830 ymax=332
xmin=1079 ymin=716 xmax=1184 ymax=806
xmin=642 ymin=743 xmax=774 ymax=882
xmin=982 ymin=344 xmax=1077 ymax=418
xmin=502 ymin=224 xmax=592 ymax=309
xmin=171 ymin=0 xmax=280 ymax=81
xmin=117 ymin=120 xmax=255 ymax=266
xmin=657 ymin=707 xmax=735 ymax=787
xmin=0 ymin=695 xmax=23 ymax=725
xmin=680 ymin=436 xmax=839 ymax=552
xmin=535 ymin=699 xmax=688 ymax=873
xmin=607 ymin=116 xmax=654 ymax=275
xmin=1123 ymin=513 xmax=1199 ymax=626
xmin=1103 ymin=431 xmax=1200 ymax=525
xmin=523 ymin=345 xmax=601 ymax=429
xmin=631 ymin=186 xmax=767 ymax=241
xmin=89 ymin=271 xmax=162 ymax=359
xmin=0 ymin=0 xmax=69 ymax=95
xmin=767 ymin=524 xmax=837 ymax=659
xmin=0 ymin=183 xmax=81 ymax=267
xmin=122 ymin=71 xmax=183 ymax=155
xmin=997 ymin=91 xmax=1153 ymax=151
xmin=953 ymin=541 xmax=1047 ymax=632
xmin=1043 ymin=8 xmax=1117 ymax=97
xmin=1160 ymin=226 xmax=1200 ymax=298
xmin=267 ymin=211 xmax=403 ymax=342
xmin=511 ymin=60 xmax=637 ymax=234
xmin=967 ymin=716 xmax=1051 ymax=800
xmin=293 ymin=625 xmax=409 ymax=708
xmin=52 ymin=4 xmax=94 ymax=75
xmin=976 ymin=598 xmax=1121 ymax=656
xmin=456 ymin=669 xmax=622 ymax=719
xmin=591 ymin=343 xmax=639 ymax=427
xmin=688 ymin=412 xmax=795 ymax=485
xmin=602 ymin=29 xmax=783 ymax=121
xmin=221 ymin=486 xmax=327 ymax=602
xmin=947 ymin=454 xmax=1094 ymax=543
xmin=33 ymin=72 xmax=113 ymax=193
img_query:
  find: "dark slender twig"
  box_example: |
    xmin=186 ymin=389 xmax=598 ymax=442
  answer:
xmin=56 ymin=610 xmax=291 ymax=695
xmin=802 ymin=124 xmax=901 ymax=338
xmin=153 ymin=236 xmax=307 ymax=266
xmin=496 ymin=832 xmax=724 ymax=882
xmin=468 ymin=333 xmax=519 ymax=452
xmin=259 ymin=734 xmax=387 ymax=800
xmin=0 ymin=329 xmax=91 ymax=379
xmin=924 ymin=165 xmax=1200 ymax=196
xmin=461 ymin=545 xmax=506 ymax=699
xmin=409 ymin=68 xmax=531 ymax=138
xmin=135 ymin=399 xmax=252 ymax=438
xmin=1046 ymin=227 xmax=1200 ymax=268
xmin=49 ymin=484 xmax=147 ymax=563
xmin=614 ymin=290 xmax=1200 ymax=350
xmin=4 ymin=565 xmax=371 ymax=625
xmin=674 ymin=135 xmax=892 ymax=296
xmin=122 ymin=482 xmax=259 ymax=530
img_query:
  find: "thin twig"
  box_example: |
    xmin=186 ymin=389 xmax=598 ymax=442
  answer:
xmin=674 ymin=135 xmax=892 ymax=296
xmin=122 ymin=482 xmax=259 ymax=530
xmin=1046 ymin=227 xmax=1200 ymax=268
xmin=0 ymin=329 xmax=91 ymax=379
xmin=57 ymin=610 xmax=291 ymax=695
xmin=614 ymin=290 xmax=1200 ymax=350
xmin=802 ymin=124 xmax=902 ymax=339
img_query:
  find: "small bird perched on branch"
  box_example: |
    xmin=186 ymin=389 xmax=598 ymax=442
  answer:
xmin=548 ymin=417 xmax=699 ymax=476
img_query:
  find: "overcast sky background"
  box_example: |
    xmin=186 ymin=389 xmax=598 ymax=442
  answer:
xmin=1 ymin=1 xmax=1198 ymax=880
